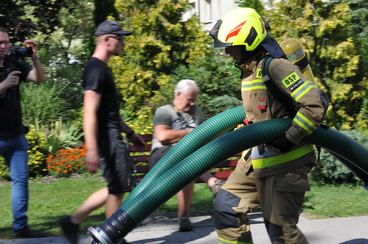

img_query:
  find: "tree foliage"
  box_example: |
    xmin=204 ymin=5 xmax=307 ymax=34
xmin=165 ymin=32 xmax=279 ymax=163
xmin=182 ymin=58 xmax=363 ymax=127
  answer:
xmin=110 ymin=0 xmax=213 ymax=132
xmin=0 ymin=0 xmax=70 ymax=43
xmin=267 ymin=0 xmax=367 ymax=130
xmin=172 ymin=52 xmax=241 ymax=117
xmin=236 ymin=0 xmax=265 ymax=15
xmin=17 ymin=0 xmax=95 ymax=128
xmin=349 ymin=0 xmax=368 ymax=129
xmin=93 ymin=0 xmax=119 ymax=25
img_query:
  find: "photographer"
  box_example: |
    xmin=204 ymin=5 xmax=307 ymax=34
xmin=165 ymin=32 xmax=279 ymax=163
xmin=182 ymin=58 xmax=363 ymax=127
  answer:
xmin=0 ymin=27 xmax=45 ymax=238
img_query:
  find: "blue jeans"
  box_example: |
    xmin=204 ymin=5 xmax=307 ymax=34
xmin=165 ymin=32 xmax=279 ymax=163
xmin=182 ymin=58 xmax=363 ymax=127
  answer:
xmin=0 ymin=134 xmax=29 ymax=231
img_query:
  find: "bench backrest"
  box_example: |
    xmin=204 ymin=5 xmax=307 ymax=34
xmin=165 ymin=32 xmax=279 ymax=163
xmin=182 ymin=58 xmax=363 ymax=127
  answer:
xmin=129 ymin=134 xmax=239 ymax=183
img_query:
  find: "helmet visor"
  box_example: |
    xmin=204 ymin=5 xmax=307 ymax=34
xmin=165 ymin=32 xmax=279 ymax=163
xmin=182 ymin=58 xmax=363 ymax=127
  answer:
xmin=210 ymin=20 xmax=231 ymax=48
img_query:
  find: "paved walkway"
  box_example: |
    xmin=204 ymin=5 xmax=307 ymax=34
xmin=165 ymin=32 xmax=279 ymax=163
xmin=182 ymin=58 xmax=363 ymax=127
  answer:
xmin=1 ymin=214 xmax=367 ymax=244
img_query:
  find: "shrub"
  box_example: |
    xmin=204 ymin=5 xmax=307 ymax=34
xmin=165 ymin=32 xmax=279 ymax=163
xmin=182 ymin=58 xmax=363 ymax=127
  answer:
xmin=203 ymin=95 xmax=242 ymax=117
xmin=21 ymin=81 xmax=71 ymax=126
xmin=46 ymin=145 xmax=86 ymax=177
xmin=43 ymin=119 xmax=84 ymax=154
xmin=123 ymin=107 xmax=154 ymax=135
xmin=26 ymin=127 xmax=49 ymax=178
xmin=0 ymin=157 xmax=10 ymax=180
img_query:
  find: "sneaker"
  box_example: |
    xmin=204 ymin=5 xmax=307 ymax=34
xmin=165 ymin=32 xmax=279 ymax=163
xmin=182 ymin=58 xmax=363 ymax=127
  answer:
xmin=14 ymin=226 xmax=47 ymax=238
xmin=59 ymin=215 xmax=79 ymax=244
xmin=210 ymin=179 xmax=225 ymax=194
xmin=178 ymin=216 xmax=193 ymax=232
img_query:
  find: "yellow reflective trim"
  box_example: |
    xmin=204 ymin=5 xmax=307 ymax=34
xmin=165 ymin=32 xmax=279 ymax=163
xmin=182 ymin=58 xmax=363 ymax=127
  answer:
xmin=252 ymin=145 xmax=314 ymax=169
xmin=241 ymin=79 xmax=266 ymax=91
xmin=241 ymin=86 xmax=267 ymax=91
xmin=291 ymin=81 xmax=309 ymax=99
xmin=218 ymin=236 xmax=251 ymax=244
xmin=294 ymin=84 xmax=315 ymax=102
xmin=295 ymin=111 xmax=317 ymax=133
xmin=290 ymin=81 xmax=317 ymax=102
xmin=294 ymin=118 xmax=312 ymax=134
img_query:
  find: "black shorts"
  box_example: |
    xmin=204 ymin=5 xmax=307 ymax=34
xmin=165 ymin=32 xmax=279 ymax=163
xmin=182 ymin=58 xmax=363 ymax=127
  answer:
xmin=148 ymin=145 xmax=172 ymax=169
xmin=98 ymin=128 xmax=132 ymax=194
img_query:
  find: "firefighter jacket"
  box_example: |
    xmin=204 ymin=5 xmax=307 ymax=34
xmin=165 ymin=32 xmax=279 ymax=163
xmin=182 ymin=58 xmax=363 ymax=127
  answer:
xmin=241 ymin=57 xmax=328 ymax=177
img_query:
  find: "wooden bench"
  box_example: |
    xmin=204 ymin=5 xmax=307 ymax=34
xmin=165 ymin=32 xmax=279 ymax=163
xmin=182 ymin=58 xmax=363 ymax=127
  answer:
xmin=129 ymin=134 xmax=240 ymax=183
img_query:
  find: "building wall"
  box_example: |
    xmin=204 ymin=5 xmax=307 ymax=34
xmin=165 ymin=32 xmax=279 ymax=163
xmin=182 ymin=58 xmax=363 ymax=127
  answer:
xmin=184 ymin=0 xmax=237 ymax=30
xmin=185 ymin=0 xmax=275 ymax=30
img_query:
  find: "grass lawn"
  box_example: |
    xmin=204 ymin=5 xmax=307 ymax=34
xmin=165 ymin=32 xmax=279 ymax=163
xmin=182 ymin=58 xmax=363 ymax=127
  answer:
xmin=0 ymin=174 xmax=213 ymax=239
xmin=0 ymin=174 xmax=367 ymax=239
xmin=304 ymin=183 xmax=368 ymax=218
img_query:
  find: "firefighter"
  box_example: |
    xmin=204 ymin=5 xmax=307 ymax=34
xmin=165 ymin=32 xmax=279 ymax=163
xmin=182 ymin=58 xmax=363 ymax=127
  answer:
xmin=210 ymin=8 xmax=328 ymax=244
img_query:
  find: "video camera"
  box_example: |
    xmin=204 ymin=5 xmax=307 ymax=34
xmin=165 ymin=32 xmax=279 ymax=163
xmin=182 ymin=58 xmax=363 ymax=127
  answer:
xmin=10 ymin=46 xmax=33 ymax=58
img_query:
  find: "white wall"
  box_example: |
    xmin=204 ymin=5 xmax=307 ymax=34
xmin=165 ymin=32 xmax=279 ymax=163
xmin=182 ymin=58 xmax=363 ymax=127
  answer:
xmin=184 ymin=0 xmax=237 ymax=31
xmin=201 ymin=0 xmax=237 ymax=30
xmin=185 ymin=0 xmax=276 ymax=30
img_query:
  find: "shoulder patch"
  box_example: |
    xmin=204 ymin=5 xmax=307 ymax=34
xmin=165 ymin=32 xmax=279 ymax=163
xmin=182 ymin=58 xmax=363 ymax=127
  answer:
xmin=281 ymin=72 xmax=301 ymax=89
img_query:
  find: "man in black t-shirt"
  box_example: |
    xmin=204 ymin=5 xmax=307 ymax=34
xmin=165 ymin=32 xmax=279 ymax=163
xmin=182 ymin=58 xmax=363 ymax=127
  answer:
xmin=0 ymin=27 xmax=45 ymax=238
xmin=59 ymin=20 xmax=145 ymax=244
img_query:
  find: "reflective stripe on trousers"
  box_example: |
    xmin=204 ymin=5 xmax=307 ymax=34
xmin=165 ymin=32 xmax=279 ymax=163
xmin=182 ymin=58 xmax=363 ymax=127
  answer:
xmin=219 ymin=236 xmax=252 ymax=244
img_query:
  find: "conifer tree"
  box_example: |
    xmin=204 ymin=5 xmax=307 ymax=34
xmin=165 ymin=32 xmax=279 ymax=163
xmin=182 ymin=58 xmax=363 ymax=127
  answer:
xmin=111 ymin=0 xmax=212 ymax=133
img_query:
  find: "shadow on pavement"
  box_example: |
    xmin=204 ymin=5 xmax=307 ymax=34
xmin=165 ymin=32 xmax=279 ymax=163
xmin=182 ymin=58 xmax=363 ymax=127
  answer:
xmin=340 ymin=239 xmax=368 ymax=244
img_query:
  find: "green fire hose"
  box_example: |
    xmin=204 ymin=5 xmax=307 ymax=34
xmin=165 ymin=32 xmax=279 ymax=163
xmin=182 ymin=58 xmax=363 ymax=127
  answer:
xmin=88 ymin=118 xmax=368 ymax=244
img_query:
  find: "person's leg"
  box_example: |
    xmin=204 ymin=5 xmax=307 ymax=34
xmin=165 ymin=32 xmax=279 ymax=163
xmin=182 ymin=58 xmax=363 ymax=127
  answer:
xmin=213 ymin=155 xmax=258 ymax=244
xmin=177 ymin=181 xmax=195 ymax=232
xmin=103 ymin=132 xmax=131 ymax=218
xmin=177 ymin=181 xmax=195 ymax=218
xmin=7 ymin=135 xmax=29 ymax=231
xmin=59 ymin=187 xmax=109 ymax=244
xmin=70 ymin=187 xmax=109 ymax=224
xmin=257 ymin=165 xmax=312 ymax=244
xmin=105 ymin=192 xmax=124 ymax=218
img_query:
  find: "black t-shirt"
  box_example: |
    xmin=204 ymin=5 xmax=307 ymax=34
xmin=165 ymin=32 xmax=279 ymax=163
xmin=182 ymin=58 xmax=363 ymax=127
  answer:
xmin=82 ymin=57 xmax=123 ymax=131
xmin=0 ymin=56 xmax=31 ymax=137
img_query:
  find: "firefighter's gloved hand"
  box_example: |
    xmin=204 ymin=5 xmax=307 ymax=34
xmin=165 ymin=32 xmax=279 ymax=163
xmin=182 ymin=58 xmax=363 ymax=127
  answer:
xmin=267 ymin=136 xmax=294 ymax=153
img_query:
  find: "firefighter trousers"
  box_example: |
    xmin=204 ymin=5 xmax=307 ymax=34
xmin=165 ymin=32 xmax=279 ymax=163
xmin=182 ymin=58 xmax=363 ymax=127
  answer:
xmin=213 ymin=156 xmax=259 ymax=243
xmin=256 ymin=165 xmax=312 ymax=244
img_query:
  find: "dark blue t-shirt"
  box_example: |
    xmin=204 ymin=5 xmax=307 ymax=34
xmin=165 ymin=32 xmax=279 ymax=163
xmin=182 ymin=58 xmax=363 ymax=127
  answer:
xmin=82 ymin=57 xmax=123 ymax=131
xmin=0 ymin=56 xmax=31 ymax=137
